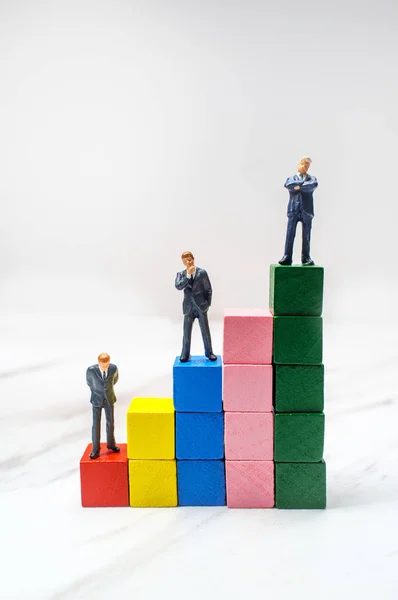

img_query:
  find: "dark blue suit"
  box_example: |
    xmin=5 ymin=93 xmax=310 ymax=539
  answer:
xmin=175 ymin=267 xmax=214 ymax=359
xmin=283 ymin=173 xmax=318 ymax=262
xmin=86 ymin=363 xmax=118 ymax=454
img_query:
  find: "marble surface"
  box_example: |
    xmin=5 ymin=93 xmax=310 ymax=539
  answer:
xmin=1 ymin=314 xmax=398 ymax=599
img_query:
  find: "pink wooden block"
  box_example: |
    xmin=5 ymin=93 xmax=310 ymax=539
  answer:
xmin=223 ymin=364 xmax=273 ymax=412
xmin=223 ymin=309 xmax=273 ymax=364
xmin=226 ymin=460 xmax=274 ymax=508
xmin=225 ymin=412 xmax=274 ymax=460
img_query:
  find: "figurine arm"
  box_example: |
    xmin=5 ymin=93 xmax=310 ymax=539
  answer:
xmin=113 ymin=368 xmax=119 ymax=385
xmin=175 ymin=272 xmax=190 ymax=290
xmin=284 ymin=177 xmax=300 ymax=192
xmin=86 ymin=369 xmax=94 ymax=390
xmin=203 ymin=271 xmax=212 ymax=306
xmin=301 ymin=177 xmax=318 ymax=193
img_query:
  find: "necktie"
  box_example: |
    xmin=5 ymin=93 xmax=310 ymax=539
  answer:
xmin=103 ymin=371 xmax=106 ymax=381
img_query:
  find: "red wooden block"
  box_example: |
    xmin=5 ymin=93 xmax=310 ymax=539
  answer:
xmin=80 ymin=443 xmax=129 ymax=507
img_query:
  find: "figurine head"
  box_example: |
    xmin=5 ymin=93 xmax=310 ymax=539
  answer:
xmin=298 ymin=157 xmax=312 ymax=175
xmin=98 ymin=352 xmax=110 ymax=371
xmin=181 ymin=251 xmax=195 ymax=269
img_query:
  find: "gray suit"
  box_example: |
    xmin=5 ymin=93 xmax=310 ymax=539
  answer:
xmin=175 ymin=267 xmax=214 ymax=359
xmin=86 ymin=363 xmax=118 ymax=453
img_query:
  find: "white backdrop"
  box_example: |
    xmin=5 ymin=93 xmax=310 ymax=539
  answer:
xmin=2 ymin=5 xmax=398 ymax=598
xmin=1 ymin=0 xmax=397 ymax=323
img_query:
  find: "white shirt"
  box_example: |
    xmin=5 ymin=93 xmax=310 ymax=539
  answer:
xmin=99 ymin=365 xmax=108 ymax=379
xmin=186 ymin=267 xmax=196 ymax=279
xmin=297 ymin=172 xmax=308 ymax=180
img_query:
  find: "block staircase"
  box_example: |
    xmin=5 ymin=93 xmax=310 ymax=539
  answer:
xmin=80 ymin=265 xmax=326 ymax=509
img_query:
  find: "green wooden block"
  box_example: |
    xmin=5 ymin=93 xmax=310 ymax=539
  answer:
xmin=275 ymin=461 xmax=326 ymax=509
xmin=269 ymin=264 xmax=324 ymax=316
xmin=273 ymin=316 xmax=322 ymax=364
xmin=274 ymin=413 xmax=325 ymax=462
xmin=275 ymin=365 xmax=324 ymax=412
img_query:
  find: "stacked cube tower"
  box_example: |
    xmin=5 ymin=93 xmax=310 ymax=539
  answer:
xmin=173 ymin=356 xmax=226 ymax=506
xmin=270 ymin=264 xmax=326 ymax=509
xmin=223 ymin=309 xmax=275 ymax=508
xmin=126 ymin=397 xmax=177 ymax=507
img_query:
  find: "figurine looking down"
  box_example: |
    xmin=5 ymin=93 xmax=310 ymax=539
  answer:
xmin=175 ymin=251 xmax=217 ymax=363
xmin=86 ymin=353 xmax=120 ymax=459
xmin=279 ymin=156 xmax=318 ymax=266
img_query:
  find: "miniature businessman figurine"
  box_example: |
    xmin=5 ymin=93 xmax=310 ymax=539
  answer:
xmin=279 ymin=157 xmax=318 ymax=266
xmin=175 ymin=251 xmax=217 ymax=363
xmin=86 ymin=353 xmax=120 ymax=459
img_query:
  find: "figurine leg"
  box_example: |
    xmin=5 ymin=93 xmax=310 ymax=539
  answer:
xmin=91 ymin=405 xmax=102 ymax=458
xmin=181 ymin=313 xmax=194 ymax=361
xmin=198 ymin=310 xmax=217 ymax=361
xmin=301 ymin=216 xmax=314 ymax=265
xmin=280 ymin=213 xmax=299 ymax=265
xmin=103 ymin=400 xmax=116 ymax=449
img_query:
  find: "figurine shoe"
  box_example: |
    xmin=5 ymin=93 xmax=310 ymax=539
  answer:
xmin=107 ymin=445 xmax=120 ymax=453
xmin=180 ymin=355 xmax=190 ymax=363
xmin=302 ymin=257 xmax=315 ymax=266
xmin=278 ymin=256 xmax=292 ymax=265
xmin=207 ymin=353 xmax=217 ymax=361
xmin=90 ymin=450 xmax=100 ymax=459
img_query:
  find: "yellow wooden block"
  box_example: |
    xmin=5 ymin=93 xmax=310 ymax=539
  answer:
xmin=129 ymin=459 xmax=177 ymax=507
xmin=126 ymin=397 xmax=175 ymax=459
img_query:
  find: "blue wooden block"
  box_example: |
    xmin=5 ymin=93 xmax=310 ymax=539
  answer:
xmin=176 ymin=412 xmax=224 ymax=459
xmin=177 ymin=460 xmax=226 ymax=506
xmin=173 ymin=355 xmax=222 ymax=412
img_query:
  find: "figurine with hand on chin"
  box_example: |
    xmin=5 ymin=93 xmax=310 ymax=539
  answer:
xmin=279 ymin=156 xmax=318 ymax=266
xmin=86 ymin=353 xmax=120 ymax=459
xmin=175 ymin=251 xmax=217 ymax=363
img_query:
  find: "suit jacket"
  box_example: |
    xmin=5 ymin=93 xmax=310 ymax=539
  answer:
xmin=284 ymin=174 xmax=318 ymax=217
xmin=86 ymin=363 xmax=119 ymax=407
xmin=175 ymin=267 xmax=212 ymax=315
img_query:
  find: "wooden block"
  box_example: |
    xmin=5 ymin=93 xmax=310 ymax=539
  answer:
xmin=176 ymin=412 xmax=224 ymax=459
xmin=226 ymin=460 xmax=274 ymax=508
xmin=223 ymin=309 xmax=273 ymax=365
xmin=275 ymin=364 xmax=324 ymax=412
xmin=223 ymin=364 xmax=273 ymax=412
xmin=273 ymin=316 xmax=322 ymax=365
xmin=173 ymin=355 xmax=222 ymax=412
xmin=269 ymin=264 xmax=324 ymax=316
xmin=126 ymin=398 xmax=175 ymax=459
xmin=274 ymin=413 xmax=325 ymax=462
xmin=177 ymin=460 xmax=226 ymax=506
xmin=80 ymin=443 xmax=129 ymax=507
xmin=275 ymin=461 xmax=326 ymax=509
xmin=225 ymin=412 xmax=273 ymax=460
xmin=129 ymin=459 xmax=177 ymax=507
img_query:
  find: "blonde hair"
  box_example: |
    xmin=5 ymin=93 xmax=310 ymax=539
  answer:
xmin=300 ymin=156 xmax=312 ymax=164
xmin=98 ymin=353 xmax=110 ymax=363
